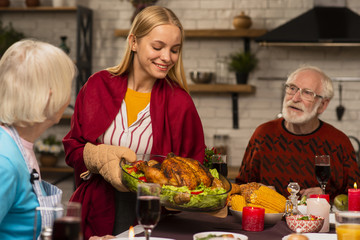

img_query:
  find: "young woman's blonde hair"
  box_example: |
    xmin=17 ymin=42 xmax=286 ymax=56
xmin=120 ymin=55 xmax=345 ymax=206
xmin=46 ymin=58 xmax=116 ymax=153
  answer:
xmin=0 ymin=39 xmax=77 ymax=126
xmin=107 ymin=6 xmax=188 ymax=91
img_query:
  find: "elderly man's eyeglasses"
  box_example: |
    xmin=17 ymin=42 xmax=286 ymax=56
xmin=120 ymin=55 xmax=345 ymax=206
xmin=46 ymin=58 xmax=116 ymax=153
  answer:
xmin=284 ymin=84 xmax=323 ymax=101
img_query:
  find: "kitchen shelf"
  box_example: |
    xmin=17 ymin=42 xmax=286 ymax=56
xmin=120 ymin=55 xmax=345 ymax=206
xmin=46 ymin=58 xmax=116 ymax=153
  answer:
xmin=0 ymin=5 xmax=93 ymax=95
xmin=40 ymin=166 xmax=75 ymax=190
xmin=188 ymin=84 xmax=255 ymax=93
xmin=188 ymin=84 xmax=256 ymax=129
xmin=114 ymin=28 xmax=267 ymax=39
xmin=0 ymin=6 xmax=77 ymax=12
xmin=40 ymin=166 xmax=73 ymax=173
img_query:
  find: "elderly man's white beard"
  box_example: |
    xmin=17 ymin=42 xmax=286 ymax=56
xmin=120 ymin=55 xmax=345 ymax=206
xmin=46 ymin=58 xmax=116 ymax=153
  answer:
xmin=282 ymin=99 xmax=322 ymax=124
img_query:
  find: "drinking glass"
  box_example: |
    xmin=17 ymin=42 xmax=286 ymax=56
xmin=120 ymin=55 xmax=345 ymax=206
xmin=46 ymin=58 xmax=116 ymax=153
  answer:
xmin=52 ymin=202 xmax=82 ymax=240
xmin=33 ymin=202 xmax=82 ymax=240
xmin=136 ymin=183 xmax=161 ymax=240
xmin=211 ymin=154 xmax=228 ymax=178
xmin=335 ymin=211 xmax=360 ymax=240
xmin=315 ymin=155 xmax=331 ymax=193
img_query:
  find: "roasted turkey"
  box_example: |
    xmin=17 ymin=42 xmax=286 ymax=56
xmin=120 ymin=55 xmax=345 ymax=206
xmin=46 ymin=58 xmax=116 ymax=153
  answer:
xmin=135 ymin=153 xmax=219 ymax=190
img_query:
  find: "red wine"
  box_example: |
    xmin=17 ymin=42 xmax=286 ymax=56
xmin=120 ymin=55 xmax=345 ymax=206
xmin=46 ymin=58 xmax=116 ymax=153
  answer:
xmin=212 ymin=162 xmax=228 ymax=177
xmin=52 ymin=216 xmax=82 ymax=240
xmin=315 ymin=164 xmax=330 ymax=184
xmin=136 ymin=196 xmax=160 ymax=228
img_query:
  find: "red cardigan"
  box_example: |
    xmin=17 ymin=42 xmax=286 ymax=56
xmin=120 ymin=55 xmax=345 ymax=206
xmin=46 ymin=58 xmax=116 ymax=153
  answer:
xmin=63 ymin=70 xmax=205 ymax=239
xmin=236 ymin=118 xmax=360 ymax=200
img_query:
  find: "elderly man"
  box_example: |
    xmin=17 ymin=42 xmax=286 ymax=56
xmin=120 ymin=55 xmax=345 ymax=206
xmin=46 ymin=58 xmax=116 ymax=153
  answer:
xmin=236 ymin=66 xmax=360 ymax=200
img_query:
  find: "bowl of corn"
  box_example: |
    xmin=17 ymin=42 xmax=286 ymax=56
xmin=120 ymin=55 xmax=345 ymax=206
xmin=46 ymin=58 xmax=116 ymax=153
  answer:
xmin=229 ymin=185 xmax=286 ymax=226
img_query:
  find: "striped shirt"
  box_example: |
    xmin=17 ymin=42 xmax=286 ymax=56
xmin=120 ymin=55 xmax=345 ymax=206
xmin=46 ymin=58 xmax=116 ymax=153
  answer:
xmin=97 ymin=100 xmax=153 ymax=154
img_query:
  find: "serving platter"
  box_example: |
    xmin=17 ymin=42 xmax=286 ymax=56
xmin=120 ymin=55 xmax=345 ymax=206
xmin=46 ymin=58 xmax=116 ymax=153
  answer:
xmin=120 ymin=154 xmax=232 ymax=212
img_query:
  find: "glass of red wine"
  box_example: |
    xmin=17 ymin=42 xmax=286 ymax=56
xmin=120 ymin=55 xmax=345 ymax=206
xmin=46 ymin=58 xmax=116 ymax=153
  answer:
xmin=136 ymin=183 xmax=161 ymax=240
xmin=315 ymin=155 xmax=331 ymax=194
xmin=211 ymin=154 xmax=228 ymax=178
xmin=52 ymin=202 xmax=82 ymax=240
xmin=33 ymin=202 xmax=82 ymax=240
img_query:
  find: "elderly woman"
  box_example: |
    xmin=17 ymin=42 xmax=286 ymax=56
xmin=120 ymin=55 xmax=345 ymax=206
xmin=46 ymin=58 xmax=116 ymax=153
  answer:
xmin=0 ymin=39 xmax=77 ymax=239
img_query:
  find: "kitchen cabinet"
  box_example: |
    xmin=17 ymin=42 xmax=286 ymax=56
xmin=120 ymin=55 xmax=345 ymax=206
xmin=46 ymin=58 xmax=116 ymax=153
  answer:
xmin=0 ymin=5 xmax=93 ymax=95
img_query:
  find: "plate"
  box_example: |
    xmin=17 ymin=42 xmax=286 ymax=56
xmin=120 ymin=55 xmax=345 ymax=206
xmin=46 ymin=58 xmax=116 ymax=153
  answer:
xmin=282 ymin=233 xmax=337 ymax=240
xmin=229 ymin=207 xmax=283 ymax=226
xmin=120 ymin=154 xmax=232 ymax=212
xmin=193 ymin=231 xmax=248 ymax=240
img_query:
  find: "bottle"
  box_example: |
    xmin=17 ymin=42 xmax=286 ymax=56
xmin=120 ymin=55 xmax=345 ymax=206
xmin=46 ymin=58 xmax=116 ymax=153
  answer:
xmin=59 ymin=36 xmax=70 ymax=54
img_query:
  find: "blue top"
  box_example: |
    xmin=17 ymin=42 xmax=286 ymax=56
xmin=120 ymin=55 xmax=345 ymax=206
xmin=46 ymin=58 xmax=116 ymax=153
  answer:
xmin=0 ymin=127 xmax=41 ymax=239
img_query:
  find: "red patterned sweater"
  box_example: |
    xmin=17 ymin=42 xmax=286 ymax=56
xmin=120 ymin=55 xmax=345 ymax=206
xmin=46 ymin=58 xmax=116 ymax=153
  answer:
xmin=236 ymin=118 xmax=360 ymax=200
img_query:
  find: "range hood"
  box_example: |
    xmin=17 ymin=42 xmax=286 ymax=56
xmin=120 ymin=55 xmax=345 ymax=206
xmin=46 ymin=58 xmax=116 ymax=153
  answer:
xmin=256 ymin=6 xmax=360 ymax=47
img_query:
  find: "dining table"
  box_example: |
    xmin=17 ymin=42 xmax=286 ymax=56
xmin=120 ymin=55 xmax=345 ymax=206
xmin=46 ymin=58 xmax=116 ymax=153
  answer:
xmin=132 ymin=211 xmax=336 ymax=240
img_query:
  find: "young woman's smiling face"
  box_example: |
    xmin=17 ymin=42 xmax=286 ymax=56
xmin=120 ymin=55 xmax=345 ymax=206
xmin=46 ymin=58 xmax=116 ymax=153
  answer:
xmin=132 ymin=24 xmax=182 ymax=81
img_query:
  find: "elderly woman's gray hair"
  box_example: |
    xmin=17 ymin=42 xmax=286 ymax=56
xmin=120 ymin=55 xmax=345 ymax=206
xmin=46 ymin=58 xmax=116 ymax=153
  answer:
xmin=0 ymin=39 xmax=77 ymax=126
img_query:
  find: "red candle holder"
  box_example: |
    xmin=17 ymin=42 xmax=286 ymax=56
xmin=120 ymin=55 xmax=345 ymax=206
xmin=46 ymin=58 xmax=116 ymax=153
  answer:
xmin=242 ymin=206 xmax=265 ymax=232
xmin=309 ymin=194 xmax=330 ymax=204
xmin=348 ymin=188 xmax=360 ymax=211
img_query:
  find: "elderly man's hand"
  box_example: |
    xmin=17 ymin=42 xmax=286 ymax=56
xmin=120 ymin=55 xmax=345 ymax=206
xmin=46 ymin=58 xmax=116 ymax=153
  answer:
xmin=89 ymin=235 xmax=115 ymax=240
xmin=300 ymin=187 xmax=323 ymax=198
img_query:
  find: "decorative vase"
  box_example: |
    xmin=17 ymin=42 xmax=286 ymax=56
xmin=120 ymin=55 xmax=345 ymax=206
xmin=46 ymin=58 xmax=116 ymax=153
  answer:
xmin=40 ymin=153 xmax=58 ymax=167
xmin=25 ymin=0 xmax=40 ymax=7
xmin=0 ymin=0 xmax=10 ymax=7
xmin=235 ymin=72 xmax=249 ymax=84
xmin=233 ymin=12 xmax=252 ymax=29
xmin=59 ymin=36 xmax=70 ymax=54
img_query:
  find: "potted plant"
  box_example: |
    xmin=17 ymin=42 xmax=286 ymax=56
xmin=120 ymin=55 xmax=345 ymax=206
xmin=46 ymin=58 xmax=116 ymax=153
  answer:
xmin=34 ymin=134 xmax=63 ymax=167
xmin=0 ymin=21 xmax=25 ymax=57
xmin=228 ymin=51 xmax=258 ymax=84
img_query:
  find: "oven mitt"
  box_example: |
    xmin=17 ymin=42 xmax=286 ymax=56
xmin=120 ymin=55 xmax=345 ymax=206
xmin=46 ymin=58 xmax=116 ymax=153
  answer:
xmin=82 ymin=142 xmax=137 ymax=192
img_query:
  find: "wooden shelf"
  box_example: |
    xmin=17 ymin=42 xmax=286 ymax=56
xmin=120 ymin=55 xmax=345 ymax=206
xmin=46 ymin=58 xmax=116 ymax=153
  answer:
xmin=40 ymin=166 xmax=73 ymax=173
xmin=0 ymin=6 xmax=77 ymax=12
xmin=114 ymin=29 xmax=267 ymax=38
xmin=188 ymin=84 xmax=255 ymax=93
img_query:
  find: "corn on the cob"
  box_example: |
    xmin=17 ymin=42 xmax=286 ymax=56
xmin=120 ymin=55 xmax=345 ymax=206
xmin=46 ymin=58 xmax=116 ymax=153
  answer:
xmin=249 ymin=186 xmax=286 ymax=213
xmin=246 ymin=204 xmax=279 ymax=213
xmin=230 ymin=194 xmax=247 ymax=212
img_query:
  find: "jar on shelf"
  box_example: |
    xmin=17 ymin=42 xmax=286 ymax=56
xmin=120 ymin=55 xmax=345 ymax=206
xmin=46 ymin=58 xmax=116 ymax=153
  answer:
xmin=213 ymin=134 xmax=229 ymax=155
xmin=233 ymin=11 xmax=252 ymax=29
xmin=215 ymin=57 xmax=229 ymax=84
xmin=25 ymin=0 xmax=40 ymax=7
xmin=0 ymin=0 xmax=10 ymax=7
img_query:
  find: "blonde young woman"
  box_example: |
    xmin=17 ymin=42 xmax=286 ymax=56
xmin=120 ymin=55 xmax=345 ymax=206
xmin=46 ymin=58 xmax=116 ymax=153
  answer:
xmin=0 ymin=39 xmax=76 ymax=239
xmin=63 ymin=6 xmax=206 ymax=239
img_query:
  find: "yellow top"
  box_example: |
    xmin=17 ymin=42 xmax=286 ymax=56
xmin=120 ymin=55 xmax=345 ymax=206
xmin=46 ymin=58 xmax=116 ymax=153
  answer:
xmin=124 ymin=88 xmax=151 ymax=127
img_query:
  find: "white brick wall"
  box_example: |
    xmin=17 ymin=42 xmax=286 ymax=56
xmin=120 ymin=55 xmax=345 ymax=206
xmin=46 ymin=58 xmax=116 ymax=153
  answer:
xmin=2 ymin=0 xmax=360 ymax=171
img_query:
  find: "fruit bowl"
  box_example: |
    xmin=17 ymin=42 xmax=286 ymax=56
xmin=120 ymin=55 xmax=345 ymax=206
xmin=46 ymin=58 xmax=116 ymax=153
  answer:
xmin=120 ymin=154 xmax=232 ymax=212
xmin=229 ymin=207 xmax=283 ymax=226
xmin=285 ymin=215 xmax=324 ymax=233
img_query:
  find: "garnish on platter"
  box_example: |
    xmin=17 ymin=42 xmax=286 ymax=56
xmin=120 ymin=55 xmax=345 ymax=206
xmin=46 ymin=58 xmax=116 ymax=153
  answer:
xmin=120 ymin=153 xmax=231 ymax=212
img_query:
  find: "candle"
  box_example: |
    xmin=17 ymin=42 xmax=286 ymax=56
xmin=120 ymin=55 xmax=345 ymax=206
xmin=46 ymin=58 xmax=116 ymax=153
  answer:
xmin=309 ymin=194 xmax=330 ymax=204
xmin=348 ymin=183 xmax=360 ymax=211
xmin=307 ymin=197 xmax=330 ymax=232
xmin=242 ymin=206 xmax=265 ymax=232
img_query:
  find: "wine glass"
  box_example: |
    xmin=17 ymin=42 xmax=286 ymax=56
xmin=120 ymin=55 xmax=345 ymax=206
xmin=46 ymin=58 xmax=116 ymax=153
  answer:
xmin=315 ymin=155 xmax=331 ymax=194
xmin=136 ymin=183 xmax=161 ymax=240
xmin=33 ymin=202 xmax=82 ymax=240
